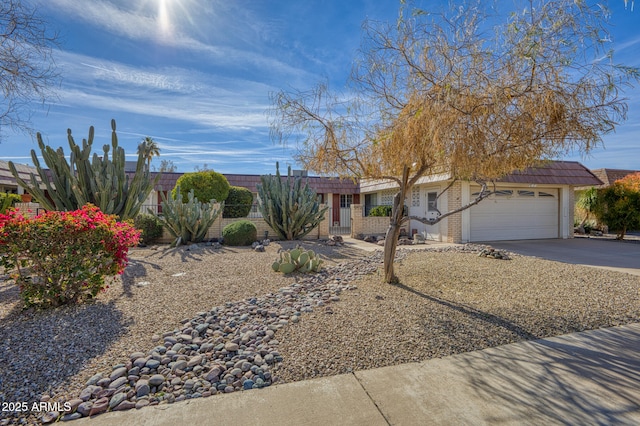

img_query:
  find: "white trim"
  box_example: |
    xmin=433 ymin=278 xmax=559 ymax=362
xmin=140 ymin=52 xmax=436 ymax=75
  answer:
xmin=359 ymin=173 xmax=452 ymax=193
xmin=560 ymin=187 xmax=570 ymax=239
xmin=461 ymin=181 xmax=471 ymax=243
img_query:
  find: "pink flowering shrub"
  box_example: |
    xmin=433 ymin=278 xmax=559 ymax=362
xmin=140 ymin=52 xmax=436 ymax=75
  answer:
xmin=0 ymin=204 xmax=140 ymax=307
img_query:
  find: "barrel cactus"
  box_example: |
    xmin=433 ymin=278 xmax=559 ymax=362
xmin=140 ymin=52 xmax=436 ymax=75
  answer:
xmin=272 ymin=247 xmax=323 ymax=274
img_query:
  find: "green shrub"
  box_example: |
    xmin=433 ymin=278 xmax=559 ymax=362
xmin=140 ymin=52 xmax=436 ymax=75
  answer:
xmin=222 ymin=220 xmax=257 ymax=246
xmin=0 ymin=193 xmax=21 ymax=214
xmin=223 ymin=186 xmax=254 ymax=218
xmin=172 ymin=171 xmax=230 ymax=204
xmin=134 ymin=213 xmax=164 ymax=244
xmin=368 ymin=205 xmax=407 ymax=217
xmin=594 ymin=173 xmax=640 ymax=240
xmin=0 ymin=205 xmax=140 ymax=308
xmin=369 ymin=205 xmax=393 ymax=217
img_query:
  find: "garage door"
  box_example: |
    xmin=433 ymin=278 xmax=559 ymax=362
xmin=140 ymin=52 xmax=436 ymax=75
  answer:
xmin=469 ymin=188 xmax=559 ymax=241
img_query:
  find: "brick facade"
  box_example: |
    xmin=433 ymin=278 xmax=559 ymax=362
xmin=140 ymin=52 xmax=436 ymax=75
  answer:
xmin=350 ymin=204 xmax=408 ymax=237
xmin=446 ymin=181 xmax=463 ymax=243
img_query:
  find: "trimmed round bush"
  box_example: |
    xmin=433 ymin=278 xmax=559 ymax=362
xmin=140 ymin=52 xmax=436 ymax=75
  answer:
xmin=223 ymin=186 xmax=254 ymax=218
xmin=134 ymin=213 xmax=164 ymax=244
xmin=222 ymin=220 xmax=257 ymax=246
xmin=172 ymin=171 xmax=230 ymax=203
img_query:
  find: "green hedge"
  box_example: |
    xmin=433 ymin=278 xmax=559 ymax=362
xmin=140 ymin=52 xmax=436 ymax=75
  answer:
xmin=223 ymin=186 xmax=254 ymax=218
xmin=222 ymin=220 xmax=257 ymax=246
xmin=368 ymin=205 xmax=407 ymax=217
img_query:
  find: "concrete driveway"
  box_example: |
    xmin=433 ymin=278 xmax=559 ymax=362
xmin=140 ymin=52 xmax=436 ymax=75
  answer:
xmin=486 ymin=238 xmax=640 ymax=276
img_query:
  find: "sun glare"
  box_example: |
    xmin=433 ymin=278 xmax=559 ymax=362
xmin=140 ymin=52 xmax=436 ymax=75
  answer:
xmin=158 ymin=0 xmax=172 ymax=38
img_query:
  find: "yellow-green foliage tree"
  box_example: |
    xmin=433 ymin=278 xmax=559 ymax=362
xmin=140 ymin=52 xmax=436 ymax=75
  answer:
xmin=172 ymin=170 xmax=230 ymax=204
xmin=270 ymin=0 xmax=638 ymax=283
xmin=595 ymin=173 xmax=640 ymax=240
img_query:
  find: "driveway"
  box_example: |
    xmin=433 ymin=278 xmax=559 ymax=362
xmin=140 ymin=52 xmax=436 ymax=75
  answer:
xmin=486 ymin=238 xmax=640 ymax=277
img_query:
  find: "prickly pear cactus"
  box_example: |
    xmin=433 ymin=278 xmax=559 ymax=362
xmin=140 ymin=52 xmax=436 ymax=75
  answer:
xmin=271 ymin=246 xmax=324 ymax=274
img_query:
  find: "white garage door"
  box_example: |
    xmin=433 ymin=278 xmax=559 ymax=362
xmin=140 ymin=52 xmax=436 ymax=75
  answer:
xmin=469 ymin=188 xmax=559 ymax=241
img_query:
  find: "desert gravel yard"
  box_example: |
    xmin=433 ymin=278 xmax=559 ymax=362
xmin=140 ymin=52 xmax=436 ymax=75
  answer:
xmin=1 ymin=241 xmax=639 ymax=424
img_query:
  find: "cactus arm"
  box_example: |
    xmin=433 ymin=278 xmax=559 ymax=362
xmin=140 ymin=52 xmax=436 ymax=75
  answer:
xmin=257 ymin=162 xmax=327 ymax=240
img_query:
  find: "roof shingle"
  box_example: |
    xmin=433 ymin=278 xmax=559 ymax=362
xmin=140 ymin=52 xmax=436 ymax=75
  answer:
xmin=497 ymin=161 xmax=603 ymax=186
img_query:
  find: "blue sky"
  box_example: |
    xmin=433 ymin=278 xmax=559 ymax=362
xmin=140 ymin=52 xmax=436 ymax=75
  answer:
xmin=2 ymin=0 xmax=639 ymax=174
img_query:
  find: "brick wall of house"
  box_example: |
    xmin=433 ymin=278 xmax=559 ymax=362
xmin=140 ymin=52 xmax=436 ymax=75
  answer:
xmin=446 ymin=181 xmax=463 ymax=243
xmin=350 ymin=204 xmax=408 ymax=237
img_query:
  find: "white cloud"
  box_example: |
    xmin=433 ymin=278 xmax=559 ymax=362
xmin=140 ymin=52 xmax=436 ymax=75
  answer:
xmin=52 ymin=51 xmax=273 ymax=130
xmin=44 ymin=0 xmax=314 ymax=82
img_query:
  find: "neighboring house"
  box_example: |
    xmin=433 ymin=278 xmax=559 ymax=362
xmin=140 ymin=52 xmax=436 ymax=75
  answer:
xmin=138 ymin=171 xmax=359 ymax=233
xmin=360 ymin=161 xmax=602 ymax=243
xmin=577 ymin=168 xmax=640 ymax=189
xmin=0 ymin=160 xmax=41 ymax=194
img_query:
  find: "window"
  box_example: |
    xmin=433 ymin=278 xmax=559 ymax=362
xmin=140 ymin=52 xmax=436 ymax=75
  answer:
xmin=340 ymin=194 xmax=353 ymax=208
xmin=538 ymin=191 xmax=555 ymax=197
xmin=495 ymin=190 xmax=513 ymax=197
xmin=427 ymin=192 xmax=438 ymax=212
xmin=517 ymin=190 xmax=535 ymax=197
xmin=410 ymin=187 xmax=420 ymax=207
xmin=365 ymin=193 xmax=377 ymax=206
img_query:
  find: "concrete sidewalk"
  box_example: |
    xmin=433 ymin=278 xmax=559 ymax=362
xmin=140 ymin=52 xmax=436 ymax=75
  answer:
xmin=74 ymin=323 xmax=640 ymax=425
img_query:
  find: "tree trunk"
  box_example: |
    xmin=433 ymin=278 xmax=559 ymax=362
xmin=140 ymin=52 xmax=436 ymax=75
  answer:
xmin=383 ymin=192 xmax=404 ymax=283
xmin=383 ymin=221 xmax=401 ymax=283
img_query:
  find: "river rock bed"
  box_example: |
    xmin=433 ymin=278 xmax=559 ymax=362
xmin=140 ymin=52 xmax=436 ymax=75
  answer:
xmin=62 ymin=278 xmax=361 ymax=421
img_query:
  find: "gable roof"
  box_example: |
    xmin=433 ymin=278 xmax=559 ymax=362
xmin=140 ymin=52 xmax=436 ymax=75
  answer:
xmin=588 ymin=168 xmax=640 ymax=187
xmin=361 ymin=161 xmax=602 ymax=193
xmin=498 ymin=161 xmax=603 ymax=186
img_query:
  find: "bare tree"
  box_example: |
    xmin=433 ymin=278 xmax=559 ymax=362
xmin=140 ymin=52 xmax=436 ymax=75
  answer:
xmin=271 ymin=0 xmax=639 ymax=283
xmin=154 ymin=159 xmax=177 ymax=173
xmin=0 ymin=0 xmax=59 ymax=138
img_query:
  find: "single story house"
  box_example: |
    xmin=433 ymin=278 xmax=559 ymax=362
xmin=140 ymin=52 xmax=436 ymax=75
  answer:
xmin=138 ymin=171 xmax=359 ymax=233
xmin=0 ymin=160 xmax=42 ymax=194
xmin=359 ymin=161 xmax=602 ymax=243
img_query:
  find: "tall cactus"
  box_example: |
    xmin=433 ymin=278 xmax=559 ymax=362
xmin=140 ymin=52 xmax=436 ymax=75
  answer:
xmin=257 ymin=163 xmax=328 ymax=240
xmin=8 ymin=120 xmax=160 ymax=220
xmin=155 ymin=186 xmax=223 ymax=247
